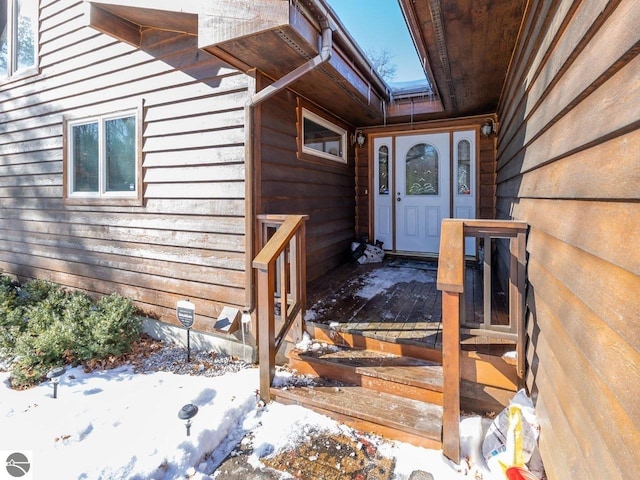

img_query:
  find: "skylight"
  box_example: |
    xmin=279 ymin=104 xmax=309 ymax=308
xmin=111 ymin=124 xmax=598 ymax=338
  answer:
xmin=326 ymin=0 xmax=429 ymax=91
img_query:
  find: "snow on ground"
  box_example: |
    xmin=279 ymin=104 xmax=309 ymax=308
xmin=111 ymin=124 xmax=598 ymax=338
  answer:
xmin=0 ymin=342 xmax=521 ymax=480
xmin=354 ymin=265 xmax=436 ymax=301
xmin=305 ymin=264 xmax=437 ymax=321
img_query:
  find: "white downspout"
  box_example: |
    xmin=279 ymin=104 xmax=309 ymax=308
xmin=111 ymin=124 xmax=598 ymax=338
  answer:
xmin=244 ymin=20 xmax=334 ymax=314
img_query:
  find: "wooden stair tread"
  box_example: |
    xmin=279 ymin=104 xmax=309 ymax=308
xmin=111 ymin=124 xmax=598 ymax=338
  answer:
xmin=290 ymin=347 xmax=444 ymax=392
xmin=271 ymin=383 xmax=443 ymax=442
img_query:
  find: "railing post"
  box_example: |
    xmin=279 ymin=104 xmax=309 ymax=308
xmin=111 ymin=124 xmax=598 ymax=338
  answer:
xmin=442 ymin=291 xmax=461 ymax=463
xmin=293 ymin=223 xmax=306 ymax=343
xmin=257 ymin=262 xmax=275 ymax=402
xmin=437 ymin=219 xmax=464 ymax=464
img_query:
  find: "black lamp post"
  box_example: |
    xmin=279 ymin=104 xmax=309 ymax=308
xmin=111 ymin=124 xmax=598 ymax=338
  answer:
xmin=46 ymin=366 xmax=66 ymax=399
xmin=178 ymin=403 xmax=198 ymax=436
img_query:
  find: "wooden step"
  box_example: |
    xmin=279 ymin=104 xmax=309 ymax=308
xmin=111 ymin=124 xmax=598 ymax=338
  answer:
xmin=289 ymin=341 xmax=515 ymax=413
xmin=309 ymin=323 xmax=519 ymax=392
xmin=308 ymin=323 xmax=443 ymax=363
xmin=288 ymin=347 xmax=444 ymax=405
xmin=271 ymin=382 xmax=443 ymax=450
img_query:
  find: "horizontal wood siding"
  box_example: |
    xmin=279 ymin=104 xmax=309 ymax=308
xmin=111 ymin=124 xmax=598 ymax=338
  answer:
xmin=257 ymin=87 xmax=356 ymax=281
xmin=496 ymin=0 xmax=640 ymax=478
xmin=0 ymin=0 xmax=250 ymax=332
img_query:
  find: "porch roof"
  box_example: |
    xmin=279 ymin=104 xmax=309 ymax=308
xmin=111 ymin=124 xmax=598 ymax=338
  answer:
xmin=85 ymin=0 xmax=404 ymax=126
xmin=85 ymin=0 xmax=525 ymax=124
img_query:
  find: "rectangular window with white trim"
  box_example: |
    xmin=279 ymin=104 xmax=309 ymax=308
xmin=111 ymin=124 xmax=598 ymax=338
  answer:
xmin=64 ymin=110 xmax=142 ymax=204
xmin=300 ymin=108 xmax=347 ymax=164
xmin=0 ymin=0 xmax=38 ymax=79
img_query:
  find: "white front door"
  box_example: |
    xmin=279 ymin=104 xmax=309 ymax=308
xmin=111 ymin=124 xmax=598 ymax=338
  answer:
xmin=395 ymin=133 xmax=451 ymax=253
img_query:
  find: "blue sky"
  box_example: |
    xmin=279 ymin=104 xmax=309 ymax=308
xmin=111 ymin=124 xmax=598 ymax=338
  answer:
xmin=326 ymin=0 xmax=426 ymax=83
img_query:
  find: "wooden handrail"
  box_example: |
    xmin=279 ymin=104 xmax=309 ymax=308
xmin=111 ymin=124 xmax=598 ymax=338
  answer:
xmin=253 ymin=214 xmax=308 ymax=402
xmin=437 ymin=219 xmax=528 ymax=463
xmin=253 ymin=215 xmax=307 ymax=268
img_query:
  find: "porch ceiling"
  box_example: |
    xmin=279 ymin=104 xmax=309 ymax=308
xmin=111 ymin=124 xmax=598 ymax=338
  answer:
xmin=399 ymin=0 xmax=526 ymax=117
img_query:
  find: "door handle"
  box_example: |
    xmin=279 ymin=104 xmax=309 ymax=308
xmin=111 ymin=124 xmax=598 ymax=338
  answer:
xmin=396 ymin=196 xmax=401 ymax=202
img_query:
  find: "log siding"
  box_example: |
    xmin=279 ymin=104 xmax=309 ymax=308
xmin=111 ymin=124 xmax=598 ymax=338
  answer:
xmin=256 ymin=85 xmax=356 ymax=282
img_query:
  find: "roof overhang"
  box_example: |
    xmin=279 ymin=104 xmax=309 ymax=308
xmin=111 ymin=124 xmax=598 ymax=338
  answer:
xmin=86 ymin=0 xmax=445 ymax=126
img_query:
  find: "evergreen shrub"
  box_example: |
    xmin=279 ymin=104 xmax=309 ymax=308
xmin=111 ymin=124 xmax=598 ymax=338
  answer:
xmin=0 ymin=272 xmax=140 ymax=388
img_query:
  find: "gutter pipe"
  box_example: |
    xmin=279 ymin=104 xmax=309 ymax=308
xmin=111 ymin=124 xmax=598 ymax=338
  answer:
xmin=244 ymin=20 xmax=334 ymax=314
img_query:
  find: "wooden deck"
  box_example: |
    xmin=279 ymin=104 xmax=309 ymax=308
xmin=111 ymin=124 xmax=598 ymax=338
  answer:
xmin=305 ymin=256 xmax=514 ymax=355
xmin=272 ymin=255 xmax=519 ymax=450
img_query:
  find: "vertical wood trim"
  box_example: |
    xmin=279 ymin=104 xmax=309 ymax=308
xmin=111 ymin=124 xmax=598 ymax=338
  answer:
xmin=137 ymin=98 xmax=145 ymax=205
xmin=367 ymin=142 xmax=375 ymax=243
xmin=442 ymin=290 xmax=461 ymax=463
xmin=62 ymin=116 xmax=69 ymax=199
xmin=474 ymin=128 xmax=481 ymax=218
xmin=245 ymin=72 xmax=258 ymax=312
xmin=449 ymin=131 xmax=454 ymax=218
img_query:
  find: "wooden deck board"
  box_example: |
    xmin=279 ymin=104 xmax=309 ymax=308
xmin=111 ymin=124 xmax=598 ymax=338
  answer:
xmin=272 ymin=383 xmax=443 ymax=441
xmin=293 ymin=348 xmax=444 ymax=389
xmin=306 ymin=257 xmax=513 ymax=354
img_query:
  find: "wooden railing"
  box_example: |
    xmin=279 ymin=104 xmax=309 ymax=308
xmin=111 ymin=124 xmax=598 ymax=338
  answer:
xmin=253 ymin=214 xmax=308 ymax=402
xmin=437 ymin=219 xmax=527 ymax=463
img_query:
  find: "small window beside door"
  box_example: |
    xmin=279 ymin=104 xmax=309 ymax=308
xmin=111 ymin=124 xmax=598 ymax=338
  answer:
xmin=457 ymin=139 xmax=471 ymax=195
xmin=378 ymin=145 xmax=389 ymax=194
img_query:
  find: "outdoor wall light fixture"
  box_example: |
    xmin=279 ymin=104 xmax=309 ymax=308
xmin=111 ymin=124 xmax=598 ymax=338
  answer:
xmin=178 ymin=403 xmax=199 ymax=437
xmin=480 ymin=118 xmax=496 ymax=137
xmin=351 ymin=129 xmax=366 ymax=147
xmin=46 ymin=366 xmax=66 ymax=399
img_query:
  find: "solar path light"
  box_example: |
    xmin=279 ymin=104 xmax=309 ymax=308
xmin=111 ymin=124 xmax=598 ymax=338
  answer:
xmin=46 ymin=366 xmax=66 ymax=399
xmin=178 ymin=403 xmax=198 ymax=437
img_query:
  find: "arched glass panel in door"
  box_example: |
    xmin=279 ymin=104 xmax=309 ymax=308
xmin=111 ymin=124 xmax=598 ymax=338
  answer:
xmin=378 ymin=145 xmax=389 ymax=194
xmin=405 ymin=143 xmax=438 ymax=195
xmin=457 ymin=139 xmax=471 ymax=195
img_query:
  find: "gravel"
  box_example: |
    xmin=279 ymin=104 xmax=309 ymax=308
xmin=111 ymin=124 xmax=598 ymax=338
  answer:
xmin=130 ymin=336 xmax=253 ymax=377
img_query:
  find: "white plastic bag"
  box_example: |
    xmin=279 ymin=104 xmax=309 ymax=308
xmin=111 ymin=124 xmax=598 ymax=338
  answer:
xmin=482 ymin=389 xmax=540 ymax=475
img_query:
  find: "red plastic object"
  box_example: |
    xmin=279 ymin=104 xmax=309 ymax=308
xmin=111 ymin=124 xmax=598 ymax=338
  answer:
xmin=506 ymin=466 xmax=539 ymax=480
